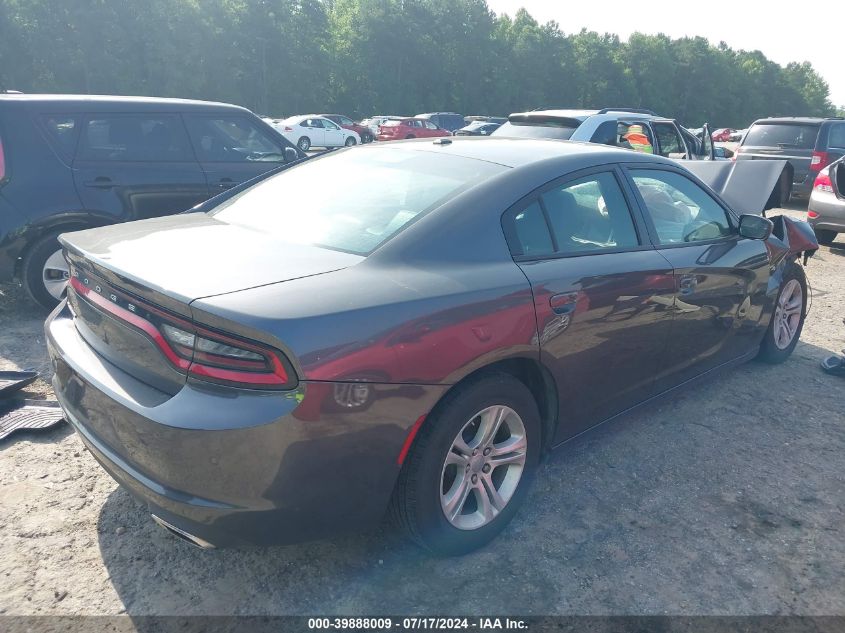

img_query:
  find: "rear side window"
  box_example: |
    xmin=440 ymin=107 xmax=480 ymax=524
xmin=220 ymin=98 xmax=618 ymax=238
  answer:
xmin=507 ymin=172 xmax=640 ymax=258
xmin=542 ymin=172 xmax=640 ymax=253
xmin=185 ymin=115 xmax=285 ymax=162
xmin=511 ymin=202 xmax=554 ymax=257
xmin=828 ymin=123 xmax=845 ymax=150
xmin=40 ymin=115 xmax=80 ymax=158
xmin=210 ymin=147 xmax=506 ymax=255
xmin=743 ymin=123 xmax=819 ymax=149
xmin=78 ymin=114 xmax=192 ymax=162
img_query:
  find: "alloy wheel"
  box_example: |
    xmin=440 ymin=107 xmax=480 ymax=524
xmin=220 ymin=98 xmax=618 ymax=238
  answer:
xmin=773 ymin=278 xmax=803 ymax=349
xmin=42 ymin=249 xmax=70 ymax=301
xmin=440 ymin=405 xmax=527 ymax=530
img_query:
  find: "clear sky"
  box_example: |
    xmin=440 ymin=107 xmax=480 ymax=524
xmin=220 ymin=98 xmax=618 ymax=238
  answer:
xmin=486 ymin=0 xmax=844 ymax=108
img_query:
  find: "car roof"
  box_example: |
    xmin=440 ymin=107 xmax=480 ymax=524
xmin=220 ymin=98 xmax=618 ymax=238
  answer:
xmin=355 ymin=136 xmax=667 ymax=169
xmin=0 ymin=93 xmax=250 ymax=114
xmin=750 ymin=117 xmax=832 ymax=125
xmin=510 ymin=109 xmax=672 ymax=122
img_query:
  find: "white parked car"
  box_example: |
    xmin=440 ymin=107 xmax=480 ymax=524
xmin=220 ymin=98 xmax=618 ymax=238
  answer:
xmin=275 ymin=115 xmax=360 ymax=151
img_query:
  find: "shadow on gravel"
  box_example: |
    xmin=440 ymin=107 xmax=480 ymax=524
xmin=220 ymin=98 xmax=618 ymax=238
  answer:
xmin=96 ymin=340 xmax=845 ymax=618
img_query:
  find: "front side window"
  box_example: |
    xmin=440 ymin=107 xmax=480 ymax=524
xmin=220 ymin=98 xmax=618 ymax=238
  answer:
xmin=323 ymin=120 xmax=340 ymax=131
xmin=185 ymin=115 xmax=285 ymax=162
xmin=424 ymin=121 xmax=438 ymax=130
xmin=79 ymin=114 xmax=192 ymax=162
xmin=652 ymin=122 xmax=686 ymax=158
xmin=210 ymin=147 xmax=506 ymax=255
xmin=339 ymin=116 xmax=354 ymax=126
xmin=541 ymin=172 xmax=640 ymax=253
xmin=631 ymin=169 xmax=733 ymax=244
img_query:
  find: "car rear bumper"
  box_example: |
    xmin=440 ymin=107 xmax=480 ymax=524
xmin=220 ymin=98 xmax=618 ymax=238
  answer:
xmin=46 ymin=302 xmax=447 ymax=547
xmin=808 ymin=190 xmax=845 ymax=232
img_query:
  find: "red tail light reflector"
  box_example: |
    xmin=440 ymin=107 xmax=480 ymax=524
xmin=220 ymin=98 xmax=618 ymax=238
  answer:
xmin=807 ymin=210 xmax=819 ymax=219
xmin=813 ymin=171 xmax=834 ymax=193
xmin=69 ymin=275 xmax=293 ymax=390
xmin=810 ymin=151 xmax=829 ymax=172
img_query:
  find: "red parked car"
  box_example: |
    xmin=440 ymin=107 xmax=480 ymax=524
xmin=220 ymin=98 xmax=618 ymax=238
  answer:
xmin=320 ymin=114 xmax=374 ymax=143
xmin=377 ymin=118 xmax=451 ymax=141
xmin=711 ymin=128 xmax=737 ymax=142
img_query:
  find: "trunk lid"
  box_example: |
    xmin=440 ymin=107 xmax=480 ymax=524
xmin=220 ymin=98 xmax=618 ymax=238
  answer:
xmin=61 ymin=212 xmax=362 ymax=393
xmin=60 ymin=213 xmax=363 ymax=305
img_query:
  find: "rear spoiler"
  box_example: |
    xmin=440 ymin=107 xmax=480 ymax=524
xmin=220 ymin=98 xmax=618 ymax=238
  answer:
xmin=680 ymin=160 xmax=789 ymax=215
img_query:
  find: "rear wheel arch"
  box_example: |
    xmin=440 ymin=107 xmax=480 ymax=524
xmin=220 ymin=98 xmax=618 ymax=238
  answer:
xmin=15 ymin=217 xmax=109 ymax=277
xmin=425 ymin=357 xmax=559 ymax=456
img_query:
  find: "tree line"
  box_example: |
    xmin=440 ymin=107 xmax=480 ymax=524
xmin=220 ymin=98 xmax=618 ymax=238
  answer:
xmin=0 ymin=0 xmax=836 ymax=128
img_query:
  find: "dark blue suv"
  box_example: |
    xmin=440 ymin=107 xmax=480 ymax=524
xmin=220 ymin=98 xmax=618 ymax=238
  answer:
xmin=736 ymin=116 xmax=845 ymax=203
xmin=0 ymin=94 xmax=300 ymax=308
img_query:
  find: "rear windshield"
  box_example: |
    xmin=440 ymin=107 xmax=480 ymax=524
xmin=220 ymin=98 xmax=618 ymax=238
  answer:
xmin=743 ymin=123 xmax=820 ymax=149
xmin=383 ymin=120 xmax=402 ymax=127
xmin=210 ymin=147 xmax=507 ymax=255
xmin=494 ymin=119 xmax=579 ymax=140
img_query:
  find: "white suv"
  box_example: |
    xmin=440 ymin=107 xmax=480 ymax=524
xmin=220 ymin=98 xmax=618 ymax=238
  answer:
xmin=492 ymin=108 xmax=714 ymax=160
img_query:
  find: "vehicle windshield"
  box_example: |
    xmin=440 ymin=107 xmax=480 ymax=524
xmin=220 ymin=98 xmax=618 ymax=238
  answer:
xmin=210 ymin=147 xmax=507 ymax=255
xmin=281 ymin=116 xmax=303 ymax=125
xmin=743 ymin=123 xmax=819 ymax=149
xmin=494 ymin=119 xmax=579 ymax=140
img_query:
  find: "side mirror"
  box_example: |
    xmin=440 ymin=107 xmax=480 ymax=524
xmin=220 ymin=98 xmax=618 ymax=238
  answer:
xmin=284 ymin=147 xmax=299 ymax=162
xmin=739 ymin=214 xmax=773 ymax=240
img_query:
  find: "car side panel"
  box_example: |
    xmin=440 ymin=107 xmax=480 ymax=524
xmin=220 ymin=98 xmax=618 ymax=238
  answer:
xmin=0 ymin=109 xmax=84 ymax=280
xmin=518 ymin=251 xmax=676 ymax=441
xmin=651 ymin=237 xmax=772 ymax=392
xmin=189 ymin=261 xmax=540 ymax=386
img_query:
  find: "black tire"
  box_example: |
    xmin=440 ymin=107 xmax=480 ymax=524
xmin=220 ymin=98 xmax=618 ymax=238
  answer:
xmin=344 ymin=136 xmax=356 ymax=146
xmin=297 ymin=136 xmax=311 ymax=152
xmin=363 ymin=132 xmax=373 ymax=143
xmin=22 ymin=231 xmax=68 ymax=310
xmin=814 ymin=228 xmax=837 ymax=245
xmin=757 ymin=263 xmax=807 ymax=363
xmin=390 ymin=372 xmax=541 ymax=556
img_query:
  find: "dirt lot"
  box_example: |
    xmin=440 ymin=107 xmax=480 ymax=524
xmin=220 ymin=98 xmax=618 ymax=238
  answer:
xmin=1 ymin=207 xmax=844 ymax=617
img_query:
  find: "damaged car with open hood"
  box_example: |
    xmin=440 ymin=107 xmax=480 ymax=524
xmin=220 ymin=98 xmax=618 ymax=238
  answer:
xmin=45 ymin=137 xmax=817 ymax=556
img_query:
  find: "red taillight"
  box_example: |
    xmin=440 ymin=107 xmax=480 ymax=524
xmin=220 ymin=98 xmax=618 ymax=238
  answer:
xmin=69 ymin=275 xmax=293 ymax=390
xmin=807 ymin=210 xmax=819 ymax=219
xmin=0 ymin=136 xmax=6 ymax=182
xmin=284 ymin=126 xmax=293 ymax=132
xmin=813 ymin=171 xmax=834 ymax=193
xmin=810 ymin=151 xmax=830 ymax=172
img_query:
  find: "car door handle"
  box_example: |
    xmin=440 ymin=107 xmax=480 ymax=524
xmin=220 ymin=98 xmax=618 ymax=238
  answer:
xmin=216 ymin=178 xmax=237 ymax=189
xmin=84 ymin=177 xmax=115 ymax=189
xmin=550 ymin=292 xmax=579 ymax=315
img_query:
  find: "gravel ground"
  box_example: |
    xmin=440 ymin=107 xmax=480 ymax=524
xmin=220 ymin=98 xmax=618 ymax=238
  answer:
xmin=1 ymin=207 xmax=844 ymax=617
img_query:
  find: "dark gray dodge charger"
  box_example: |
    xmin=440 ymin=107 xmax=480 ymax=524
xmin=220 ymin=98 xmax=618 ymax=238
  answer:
xmin=46 ymin=138 xmax=816 ymax=555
